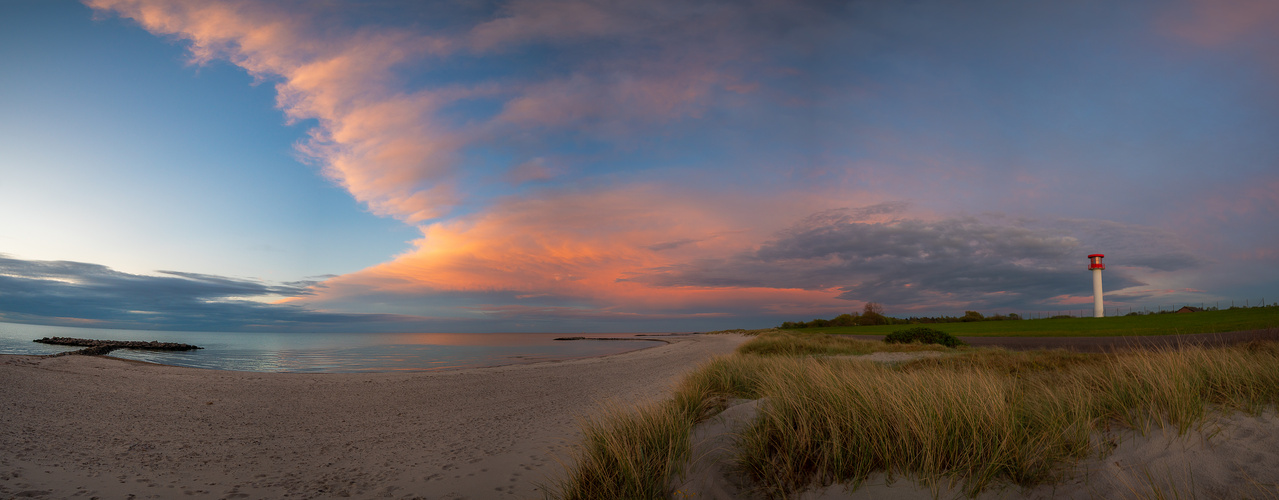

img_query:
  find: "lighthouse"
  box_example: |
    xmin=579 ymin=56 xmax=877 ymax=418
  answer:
xmin=1088 ymin=254 xmax=1105 ymax=318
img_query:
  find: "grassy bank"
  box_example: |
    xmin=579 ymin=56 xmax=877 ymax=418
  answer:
xmin=791 ymin=306 xmax=1279 ymax=337
xmin=550 ymin=331 xmax=1279 ymax=499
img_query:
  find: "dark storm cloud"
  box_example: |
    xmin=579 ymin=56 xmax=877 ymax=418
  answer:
xmin=0 ymin=255 xmax=410 ymax=331
xmin=624 ymin=206 xmax=1201 ymax=310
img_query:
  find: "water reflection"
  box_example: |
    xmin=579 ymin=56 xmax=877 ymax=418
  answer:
xmin=0 ymin=322 xmax=664 ymax=373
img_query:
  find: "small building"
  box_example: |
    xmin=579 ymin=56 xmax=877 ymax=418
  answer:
xmin=1176 ymin=306 xmax=1203 ymax=313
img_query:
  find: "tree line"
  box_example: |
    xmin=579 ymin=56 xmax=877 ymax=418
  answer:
xmin=780 ymin=303 xmax=1023 ymax=329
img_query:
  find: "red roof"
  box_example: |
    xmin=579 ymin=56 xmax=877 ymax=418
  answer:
xmin=1088 ymin=254 xmax=1104 ymax=258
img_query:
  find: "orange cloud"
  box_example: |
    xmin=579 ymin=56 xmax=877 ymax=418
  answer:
xmin=296 ymin=185 xmax=875 ymax=317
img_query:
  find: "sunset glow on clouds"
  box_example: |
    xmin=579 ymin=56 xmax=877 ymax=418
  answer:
xmin=0 ymin=0 xmax=1276 ymax=332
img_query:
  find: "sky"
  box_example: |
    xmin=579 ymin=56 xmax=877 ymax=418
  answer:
xmin=0 ymin=0 xmax=1276 ymax=333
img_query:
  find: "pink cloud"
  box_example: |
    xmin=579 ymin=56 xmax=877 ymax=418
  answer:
xmin=1231 ymin=248 xmax=1279 ymax=262
xmin=1159 ymin=0 xmax=1279 ymax=47
xmin=466 ymin=0 xmax=796 ymax=132
xmin=86 ymin=0 xmax=781 ymax=224
xmin=292 ymin=186 xmax=878 ymax=317
xmin=495 ymin=69 xmax=727 ymax=127
xmin=1196 ymin=178 xmax=1279 ymax=221
xmin=88 ymin=0 xmax=469 ymax=222
xmin=468 ymin=0 xmax=641 ymax=51
xmin=504 ymin=158 xmax=560 ymax=184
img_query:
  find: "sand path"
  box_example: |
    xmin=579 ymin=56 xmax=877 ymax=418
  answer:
xmin=0 ymin=333 xmax=748 ymax=499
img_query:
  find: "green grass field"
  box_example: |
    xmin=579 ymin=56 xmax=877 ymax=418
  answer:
xmin=785 ymin=306 xmax=1279 ymax=337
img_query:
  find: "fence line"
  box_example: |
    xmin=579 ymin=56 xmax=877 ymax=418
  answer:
xmin=1016 ymin=298 xmax=1274 ymax=319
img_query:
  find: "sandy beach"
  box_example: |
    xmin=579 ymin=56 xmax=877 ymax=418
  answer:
xmin=0 ymin=333 xmax=748 ymax=499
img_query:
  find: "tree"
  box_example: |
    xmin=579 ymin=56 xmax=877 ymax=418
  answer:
xmin=859 ymin=302 xmax=887 ymax=325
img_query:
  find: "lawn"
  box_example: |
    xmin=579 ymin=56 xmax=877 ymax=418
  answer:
xmin=787 ymin=306 xmax=1279 ymax=337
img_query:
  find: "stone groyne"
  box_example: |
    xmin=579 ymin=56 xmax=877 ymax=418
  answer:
xmin=34 ymin=337 xmax=203 ymax=356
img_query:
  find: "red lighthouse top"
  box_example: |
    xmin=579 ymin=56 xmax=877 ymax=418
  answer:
xmin=1088 ymin=254 xmax=1105 ymax=270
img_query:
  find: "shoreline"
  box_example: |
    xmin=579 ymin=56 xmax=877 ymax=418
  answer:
xmin=0 ymin=333 xmax=749 ymax=499
xmin=1 ymin=333 xmax=676 ymax=375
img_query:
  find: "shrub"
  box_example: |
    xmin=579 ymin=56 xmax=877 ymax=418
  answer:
xmin=960 ymin=310 xmax=985 ymax=322
xmin=884 ymin=327 xmax=966 ymax=348
xmin=830 ymin=313 xmax=858 ymax=326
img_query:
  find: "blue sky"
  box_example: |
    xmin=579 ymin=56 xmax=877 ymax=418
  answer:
xmin=0 ymin=0 xmax=1276 ymax=332
xmin=0 ymin=1 xmax=413 ymax=281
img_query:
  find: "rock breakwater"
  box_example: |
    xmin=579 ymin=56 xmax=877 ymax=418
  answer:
xmin=35 ymin=337 xmax=203 ymax=356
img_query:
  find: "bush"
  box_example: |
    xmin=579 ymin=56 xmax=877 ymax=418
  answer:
xmin=830 ymin=313 xmax=858 ymax=327
xmin=960 ymin=310 xmax=985 ymax=322
xmin=884 ymin=327 xmax=966 ymax=348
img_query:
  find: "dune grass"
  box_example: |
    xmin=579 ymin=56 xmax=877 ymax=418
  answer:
xmin=793 ymin=306 xmax=1279 ymax=337
xmin=549 ymin=373 xmax=725 ymax=499
xmin=549 ymin=331 xmax=1279 ymax=499
xmin=735 ymin=342 xmax=1279 ymax=497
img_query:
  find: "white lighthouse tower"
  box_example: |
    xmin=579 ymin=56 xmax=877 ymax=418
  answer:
xmin=1088 ymin=254 xmax=1105 ymax=318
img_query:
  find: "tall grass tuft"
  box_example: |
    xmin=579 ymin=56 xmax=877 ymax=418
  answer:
xmin=733 ymin=358 xmax=1094 ymax=497
xmin=552 ymin=336 xmax=1279 ymax=499
xmin=735 ymin=344 xmax=1279 ymax=498
xmin=550 ymin=356 xmax=738 ymax=499
xmin=552 ymin=401 xmax=697 ymax=500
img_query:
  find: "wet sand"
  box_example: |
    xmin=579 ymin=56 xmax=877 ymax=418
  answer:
xmin=0 ymin=333 xmax=748 ymax=499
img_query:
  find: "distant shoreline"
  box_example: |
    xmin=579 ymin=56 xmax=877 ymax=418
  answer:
xmin=0 ymin=325 xmax=674 ymax=373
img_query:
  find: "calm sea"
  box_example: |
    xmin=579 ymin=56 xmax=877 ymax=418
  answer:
xmin=0 ymin=321 xmax=664 ymax=373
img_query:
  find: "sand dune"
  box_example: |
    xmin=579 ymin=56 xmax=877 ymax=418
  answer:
xmin=0 ymin=334 xmax=748 ymax=499
xmin=680 ymin=399 xmax=1279 ymax=500
xmin=676 ymin=351 xmax=1279 ymax=500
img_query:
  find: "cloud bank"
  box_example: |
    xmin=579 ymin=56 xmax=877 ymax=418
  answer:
xmin=0 ymin=254 xmax=411 ymax=331
xmin=38 ymin=0 xmax=1279 ymax=331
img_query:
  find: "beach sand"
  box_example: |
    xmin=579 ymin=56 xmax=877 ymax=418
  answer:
xmin=0 ymin=333 xmax=748 ymax=499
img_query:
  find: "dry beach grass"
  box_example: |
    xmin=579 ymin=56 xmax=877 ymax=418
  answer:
xmin=552 ymin=332 xmax=1279 ymax=499
xmin=0 ymin=333 xmax=750 ymax=499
